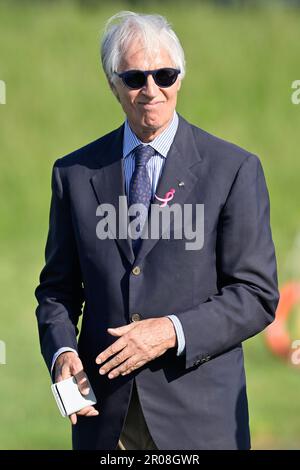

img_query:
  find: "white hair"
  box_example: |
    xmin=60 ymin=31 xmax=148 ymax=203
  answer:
xmin=100 ymin=11 xmax=186 ymax=86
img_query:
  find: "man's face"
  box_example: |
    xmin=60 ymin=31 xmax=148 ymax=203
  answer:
xmin=110 ymin=39 xmax=181 ymax=141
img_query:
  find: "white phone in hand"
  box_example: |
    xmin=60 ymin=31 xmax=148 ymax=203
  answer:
xmin=51 ymin=376 xmax=97 ymax=417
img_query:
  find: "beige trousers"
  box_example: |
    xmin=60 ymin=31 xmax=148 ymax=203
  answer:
xmin=116 ymin=380 xmax=158 ymax=450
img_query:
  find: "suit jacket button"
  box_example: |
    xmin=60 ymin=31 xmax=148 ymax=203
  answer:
xmin=131 ymin=313 xmax=141 ymax=322
xmin=132 ymin=266 xmax=141 ymax=275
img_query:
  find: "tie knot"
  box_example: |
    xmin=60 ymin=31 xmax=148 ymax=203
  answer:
xmin=133 ymin=144 xmax=155 ymax=167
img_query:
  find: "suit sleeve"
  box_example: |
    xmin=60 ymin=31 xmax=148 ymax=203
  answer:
xmin=176 ymin=154 xmax=280 ymax=370
xmin=35 ymin=160 xmax=84 ymax=373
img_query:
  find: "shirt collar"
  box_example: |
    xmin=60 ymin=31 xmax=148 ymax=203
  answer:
xmin=123 ymin=110 xmax=179 ymax=159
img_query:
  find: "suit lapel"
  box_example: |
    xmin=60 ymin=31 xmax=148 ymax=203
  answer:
xmin=90 ymin=124 xmax=135 ymax=265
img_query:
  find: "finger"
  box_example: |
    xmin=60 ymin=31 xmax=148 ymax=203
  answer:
xmin=99 ymin=348 xmax=131 ymax=376
xmin=121 ymin=361 xmax=143 ymax=376
xmin=69 ymin=413 xmax=77 ymax=426
xmin=83 ymin=409 xmax=99 ymax=417
xmin=107 ymin=324 xmax=134 ymax=336
xmin=77 ymin=405 xmax=99 ymax=416
xmin=69 ymin=357 xmax=84 ymax=376
xmin=95 ymin=337 xmax=128 ymax=365
xmin=69 ymin=360 xmax=90 ymax=395
xmin=107 ymin=355 xmax=141 ymax=379
xmin=74 ymin=369 xmax=90 ymax=395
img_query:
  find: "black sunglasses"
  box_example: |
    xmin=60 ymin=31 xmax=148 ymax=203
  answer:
xmin=114 ymin=67 xmax=180 ymax=90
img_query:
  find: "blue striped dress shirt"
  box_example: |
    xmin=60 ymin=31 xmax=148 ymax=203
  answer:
xmin=123 ymin=111 xmax=186 ymax=357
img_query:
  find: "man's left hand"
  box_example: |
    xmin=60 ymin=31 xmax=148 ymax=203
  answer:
xmin=95 ymin=317 xmax=177 ymax=379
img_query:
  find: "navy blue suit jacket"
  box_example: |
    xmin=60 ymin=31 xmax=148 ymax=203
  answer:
xmin=35 ymin=113 xmax=279 ymax=450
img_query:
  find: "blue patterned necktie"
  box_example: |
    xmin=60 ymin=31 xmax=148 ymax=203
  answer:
xmin=129 ymin=144 xmax=156 ymax=255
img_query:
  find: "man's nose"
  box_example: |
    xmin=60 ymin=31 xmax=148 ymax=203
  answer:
xmin=141 ymin=74 xmax=159 ymax=97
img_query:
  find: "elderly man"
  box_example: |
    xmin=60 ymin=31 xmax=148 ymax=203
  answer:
xmin=35 ymin=11 xmax=279 ymax=450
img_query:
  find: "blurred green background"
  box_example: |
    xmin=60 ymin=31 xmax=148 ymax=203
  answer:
xmin=1 ymin=0 xmax=300 ymax=450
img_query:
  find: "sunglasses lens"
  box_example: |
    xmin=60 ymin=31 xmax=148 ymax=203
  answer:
xmin=123 ymin=71 xmax=146 ymax=89
xmin=155 ymin=68 xmax=179 ymax=87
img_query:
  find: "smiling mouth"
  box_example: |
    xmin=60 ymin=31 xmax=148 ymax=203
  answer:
xmin=139 ymin=102 xmax=164 ymax=108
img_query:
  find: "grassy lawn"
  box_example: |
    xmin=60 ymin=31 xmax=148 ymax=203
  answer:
xmin=0 ymin=0 xmax=300 ymax=449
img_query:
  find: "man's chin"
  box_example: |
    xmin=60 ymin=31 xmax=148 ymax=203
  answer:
xmin=141 ymin=116 xmax=166 ymax=131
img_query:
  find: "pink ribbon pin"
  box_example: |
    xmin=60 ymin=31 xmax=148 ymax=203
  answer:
xmin=154 ymin=188 xmax=175 ymax=207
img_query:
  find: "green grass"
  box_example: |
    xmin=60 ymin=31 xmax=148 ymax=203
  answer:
xmin=1 ymin=0 xmax=300 ymax=449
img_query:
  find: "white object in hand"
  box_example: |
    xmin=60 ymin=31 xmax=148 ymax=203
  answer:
xmin=51 ymin=376 xmax=97 ymax=417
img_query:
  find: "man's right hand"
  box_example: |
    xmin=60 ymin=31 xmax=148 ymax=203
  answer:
xmin=54 ymin=351 xmax=99 ymax=425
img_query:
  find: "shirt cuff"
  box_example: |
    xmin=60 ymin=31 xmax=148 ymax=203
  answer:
xmin=166 ymin=315 xmax=186 ymax=356
xmin=51 ymin=347 xmax=78 ymax=380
